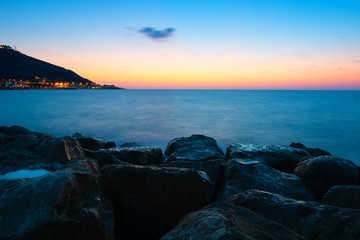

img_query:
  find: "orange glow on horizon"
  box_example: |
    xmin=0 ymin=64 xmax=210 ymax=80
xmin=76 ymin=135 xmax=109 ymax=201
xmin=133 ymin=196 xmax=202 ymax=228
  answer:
xmin=75 ymin=63 xmax=360 ymax=90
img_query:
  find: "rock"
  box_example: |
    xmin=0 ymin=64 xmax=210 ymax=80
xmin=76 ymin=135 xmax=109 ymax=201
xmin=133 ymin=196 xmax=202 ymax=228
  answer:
xmin=322 ymin=185 xmax=360 ymax=209
xmin=99 ymin=146 xmax=164 ymax=165
xmin=119 ymin=142 xmax=140 ymax=148
xmin=0 ymin=126 xmax=85 ymax=174
xmin=226 ymin=143 xmax=310 ymax=173
xmin=0 ymin=132 xmax=11 ymax=145
xmin=217 ymin=159 xmax=314 ymax=201
xmin=34 ymin=136 xmax=85 ymax=162
xmin=294 ymin=156 xmax=359 ymax=200
xmin=290 ymin=142 xmax=331 ymax=157
xmin=0 ymin=159 xmax=106 ymax=240
xmin=83 ymin=149 xmax=126 ymax=168
xmin=73 ymin=132 xmax=106 ymax=150
xmin=161 ymin=201 xmax=306 ymax=240
xmin=101 ymin=164 xmax=211 ymax=240
xmin=154 ymin=159 xmax=226 ymax=201
xmin=231 ymin=190 xmax=360 ymax=240
xmin=0 ymin=125 xmax=50 ymax=137
xmin=165 ymin=135 xmax=224 ymax=162
xmin=104 ymin=141 xmax=116 ymax=148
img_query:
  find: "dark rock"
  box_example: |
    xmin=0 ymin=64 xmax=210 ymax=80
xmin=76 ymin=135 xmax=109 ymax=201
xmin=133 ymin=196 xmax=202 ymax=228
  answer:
xmin=290 ymin=142 xmax=331 ymax=157
xmin=34 ymin=136 xmax=85 ymax=162
xmin=99 ymin=146 xmax=164 ymax=165
xmin=104 ymin=141 xmax=116 ymax=148
xmin=0 ymin=126 xmax=85 ymax=174
xmin=0 ymin=125 xmax=46 ymax=137
xmin=83 ymin=149 xmax=126 ymax=168
xmin=0 ymin=132 xmax=12 ymax=145
xmin=322 ymin=185 xmax=360 ymax=209
xmin=161 ymin=201 xmax=307 ymax=240
xmin=226 ymin=143 xmax=310 ymax=173
xmin=0 ymin=159 xmax=106 ymax=240
xmin=73 ymin=132 xmax=106 ymax=150
xmin=217 ymin=159 xmax=314 ymax=201
xmin=165 ymin=134 xmax=224 ymax=162
xmin=231 ymin=190 xmax=360 ymax=240
xmin=154 ymin=159 xmax=226 ymax=201
xmin=101 ymin=164 xmax=211 ymax=240
xmin=119 ymin=142 xmax=140 ymax=148
xmin=294 ymin=156 xmax=359 ymax=200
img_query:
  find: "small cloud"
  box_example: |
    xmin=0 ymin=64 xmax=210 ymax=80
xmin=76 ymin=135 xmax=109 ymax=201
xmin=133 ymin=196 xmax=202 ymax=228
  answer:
xmin=354 ymin=60 xmax=360 ymax=64
xmin=139 ymin=27 xmax=175 ymax=40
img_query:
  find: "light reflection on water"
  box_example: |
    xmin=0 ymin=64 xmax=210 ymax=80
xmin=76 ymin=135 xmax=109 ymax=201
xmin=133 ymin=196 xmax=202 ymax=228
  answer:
xmin=0 ymin=89 xmax=359 ymax=165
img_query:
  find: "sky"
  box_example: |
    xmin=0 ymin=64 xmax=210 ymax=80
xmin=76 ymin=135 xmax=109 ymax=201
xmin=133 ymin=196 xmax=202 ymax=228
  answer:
xmin=2 ymin=0 xmax=360 ymax=89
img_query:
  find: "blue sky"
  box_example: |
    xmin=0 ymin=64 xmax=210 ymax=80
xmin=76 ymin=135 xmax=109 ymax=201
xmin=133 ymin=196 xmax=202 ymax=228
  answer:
xmin=2 ymin=0 xmax=360 ymax=88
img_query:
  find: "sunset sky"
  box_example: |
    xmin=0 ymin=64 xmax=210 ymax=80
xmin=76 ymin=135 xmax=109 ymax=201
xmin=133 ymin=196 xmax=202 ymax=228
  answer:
xmin=2 ymin=0 xmax=360 ymax=89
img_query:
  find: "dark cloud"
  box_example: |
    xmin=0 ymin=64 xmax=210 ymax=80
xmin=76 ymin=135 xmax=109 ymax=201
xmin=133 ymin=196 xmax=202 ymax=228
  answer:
xmin=139 ymin=27 xmax=175 ymax=40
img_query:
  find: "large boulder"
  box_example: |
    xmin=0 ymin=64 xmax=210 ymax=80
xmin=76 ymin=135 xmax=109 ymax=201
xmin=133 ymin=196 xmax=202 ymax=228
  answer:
xmin=322 ymin=185 xmax=360 ymax=209
xmin=0 ymin=126 xmax=85 ymax=174
xmin=226 ymin=143 xmax=310 ymax=173
xmin=0 ymin=159 xmax=106 ymax=240
xmin=165 ymin=135 xmax=224 ymax=162
xmin=99 ymin=146 xmax=164 ymax=165
xmin=161 ymin=201 xmax=306 ymax=240
xmin=290 ymin=142 xmax=331 ymax=157
xmin=217 ymin=159 xmax=314 ymax=201
xmin=154 ymin=159 xmax=226 ymax=201
xmin=231 ymin=190 xmax=360 ymax=240
xmin=294 ymin=156 xmax=359 ymax=200
xmin=101 ymin=164 xmax=211 ymax=240
xmin=83 ymin=149 xmax=128 ymax=168
xmin=72 ymin=132 xmax=106 ymax=150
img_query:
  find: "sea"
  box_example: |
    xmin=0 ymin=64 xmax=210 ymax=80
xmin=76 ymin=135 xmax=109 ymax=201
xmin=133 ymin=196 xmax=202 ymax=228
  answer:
xmin=1 ymin=89 xmax=359 ymax=165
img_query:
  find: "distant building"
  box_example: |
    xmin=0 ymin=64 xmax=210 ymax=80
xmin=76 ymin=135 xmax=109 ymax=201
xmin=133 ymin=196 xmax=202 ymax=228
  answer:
xmin=0 ymin=45 xmax=13 ymax=50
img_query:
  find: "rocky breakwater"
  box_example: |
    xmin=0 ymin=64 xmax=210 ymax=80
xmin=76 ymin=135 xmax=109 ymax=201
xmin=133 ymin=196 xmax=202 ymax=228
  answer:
xmin=1 ymin=125 xmax=360 ymax=240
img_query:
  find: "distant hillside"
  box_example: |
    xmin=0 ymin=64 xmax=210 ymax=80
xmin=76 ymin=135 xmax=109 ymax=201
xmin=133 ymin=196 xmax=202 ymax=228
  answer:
xmin=0 ymin=46 xmax=92 ymax=84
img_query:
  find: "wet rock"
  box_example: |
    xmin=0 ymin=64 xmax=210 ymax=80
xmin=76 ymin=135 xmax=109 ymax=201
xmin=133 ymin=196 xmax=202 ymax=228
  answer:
xmin=322 ymin=185 xmax=360 ymax=209
xmin=294 ymin=156 xmax=359 ymax=200
xmin=165 ymin=135 xmax=224 ymax=162
xmin=99 ymin=146 xmax=164 ymax=165
xmin=290 ymin=142 xmax=331 ymax=157
xmin=101 ymin=164 xmax=211 ymax=240
xmin=73 ymin=132 xmax=106 ymax=150
xmin=104 ymin=141 xmax=116 ymax=148
xmin=119 ymin=142 xmax=140 ymax=148
xmin=161 ymin=201 xmax=306 ymax=240
xmin=231 ymin=190 xmax=360 ymax=240
xmin=0 ymin=132 xmax=12 ymax=145
xmin=0 ymin=125 xmax=51 ymax=137
xmin=0 ymin=159 xmax=106 ymax=240
xmin=226 ymin=143 xmax=310 ymax=173
xmin=34 ymin=136 xmax=85 ymax=162
xmin=217 ymin=159 xmax=314 ymax=201
xmin=154 ymin=159 xmax=226 ymax=201
xmin=0 ymin=126 xmax=85 ymax=174
xmin=83 ymin=149 xmax=126 ymax=168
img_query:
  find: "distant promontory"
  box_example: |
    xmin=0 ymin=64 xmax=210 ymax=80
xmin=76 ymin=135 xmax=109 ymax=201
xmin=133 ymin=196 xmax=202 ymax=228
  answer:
xmin=0 ymin=45 xmax=124 ymax=89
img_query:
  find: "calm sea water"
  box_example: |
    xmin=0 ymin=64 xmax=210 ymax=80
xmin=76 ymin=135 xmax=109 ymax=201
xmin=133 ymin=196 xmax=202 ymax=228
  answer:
xmin=0 ymin=90 xmax=359 ymax=165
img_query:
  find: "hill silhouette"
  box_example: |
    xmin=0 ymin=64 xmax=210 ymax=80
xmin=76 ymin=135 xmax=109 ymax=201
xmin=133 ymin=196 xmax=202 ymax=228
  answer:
xmin=0 ymin=46 xmax=92 ymax=84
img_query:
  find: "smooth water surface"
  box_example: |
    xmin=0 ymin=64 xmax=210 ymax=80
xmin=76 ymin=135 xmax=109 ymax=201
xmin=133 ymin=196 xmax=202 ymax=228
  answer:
xmin=0 ymin=89 xmax=359 ymax=164
xmin=0 ymin=169 xmax=50 ymax=180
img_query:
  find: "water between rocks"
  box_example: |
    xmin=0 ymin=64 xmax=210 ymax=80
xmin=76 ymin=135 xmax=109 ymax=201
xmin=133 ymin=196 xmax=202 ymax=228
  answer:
xmin=0 ymin=169 xmax=51 ymax=180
